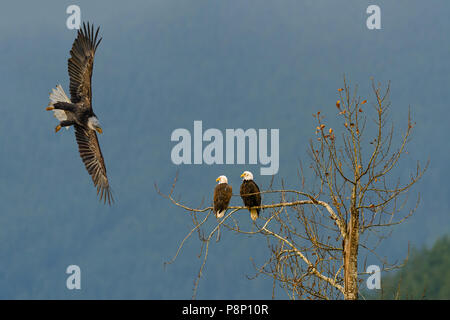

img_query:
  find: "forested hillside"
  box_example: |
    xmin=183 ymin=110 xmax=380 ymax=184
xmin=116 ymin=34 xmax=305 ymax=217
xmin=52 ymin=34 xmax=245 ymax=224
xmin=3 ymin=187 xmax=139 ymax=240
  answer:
xmin=375 ymin=236 xmax=450 ymax=299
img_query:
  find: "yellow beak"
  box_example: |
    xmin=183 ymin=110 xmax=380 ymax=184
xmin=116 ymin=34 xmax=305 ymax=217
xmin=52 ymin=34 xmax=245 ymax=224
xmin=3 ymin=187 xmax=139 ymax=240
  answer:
xmin=216 ymin=178 xmax=220 ymax=182
xmin=240 ymin=173 xmax=245 ymax=178
xmin=96 ymin=127 xmax=103 ymax=134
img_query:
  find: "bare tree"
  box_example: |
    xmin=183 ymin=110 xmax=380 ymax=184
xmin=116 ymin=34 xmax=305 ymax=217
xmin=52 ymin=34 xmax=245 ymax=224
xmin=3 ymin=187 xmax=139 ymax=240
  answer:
xmin=158 ymin=78 xmax=427 ymax=300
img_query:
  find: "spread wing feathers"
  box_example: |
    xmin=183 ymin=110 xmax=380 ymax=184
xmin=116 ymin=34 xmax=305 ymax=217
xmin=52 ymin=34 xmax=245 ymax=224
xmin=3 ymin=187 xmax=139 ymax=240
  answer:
xmin=74 ymin=125 xmax=113 ymax=205
xmin=68 ymin=22 xmax=102 ymax=104
xmin=213 ymin=183 xmax=233 ymax=218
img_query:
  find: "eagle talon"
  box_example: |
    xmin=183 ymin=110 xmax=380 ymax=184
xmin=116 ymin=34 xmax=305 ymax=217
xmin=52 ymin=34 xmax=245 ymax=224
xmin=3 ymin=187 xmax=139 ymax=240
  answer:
xmin=46 ymin=106 xmax=54 ymax=111
xmin=55 ymin=125 xmax=61 ymax=133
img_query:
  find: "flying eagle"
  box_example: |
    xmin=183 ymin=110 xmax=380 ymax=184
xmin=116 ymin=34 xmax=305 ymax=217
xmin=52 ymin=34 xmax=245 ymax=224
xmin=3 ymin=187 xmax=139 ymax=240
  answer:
xmin=46 ymin=22 xmax=113 ymax=205
xmin=213 ymin=175 xmax=232 ymax=218
xmin=240 ymin=171 xmax=261 ymax=221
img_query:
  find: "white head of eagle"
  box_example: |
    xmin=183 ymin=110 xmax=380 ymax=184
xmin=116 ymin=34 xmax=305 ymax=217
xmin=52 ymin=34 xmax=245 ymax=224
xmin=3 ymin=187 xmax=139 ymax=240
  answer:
xmin=240 ymin=171 xmax=254 ymax=181
xmin=216 ymin=175 xmax=228 ymax=184
xmin=88 ymin=116 xmax=103 ymax=134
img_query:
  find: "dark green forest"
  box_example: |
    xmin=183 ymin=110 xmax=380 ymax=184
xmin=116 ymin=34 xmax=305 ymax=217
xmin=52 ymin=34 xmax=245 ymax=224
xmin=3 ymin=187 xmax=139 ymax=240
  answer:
xmin=373 ymin=236 xmax=450 ymax=300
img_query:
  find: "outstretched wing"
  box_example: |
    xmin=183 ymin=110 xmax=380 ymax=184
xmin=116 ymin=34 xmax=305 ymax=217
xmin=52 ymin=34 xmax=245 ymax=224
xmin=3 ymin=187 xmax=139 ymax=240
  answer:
xmin=74 ymin=125 xmax=113 ymax=205
xmin=68 ymin=22 xmax=102 ymax=105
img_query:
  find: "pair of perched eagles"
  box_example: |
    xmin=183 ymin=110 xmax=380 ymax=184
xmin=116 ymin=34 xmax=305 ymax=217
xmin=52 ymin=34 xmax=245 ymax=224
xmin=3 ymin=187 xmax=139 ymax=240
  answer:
xmin=46 ymin=22 xmax=263 ymax=218
xmin=214 ymin=171 xmax=262 ymax=221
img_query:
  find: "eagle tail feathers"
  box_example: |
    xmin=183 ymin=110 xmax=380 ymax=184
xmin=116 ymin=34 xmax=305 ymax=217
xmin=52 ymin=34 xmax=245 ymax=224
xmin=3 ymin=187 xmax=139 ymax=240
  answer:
xmin=250 ymin=209 xmax=259 ymax=221
xmin=216 ymin=210 xmax=225 ymax=219
xmin=48 ymin=84 xmax=71 ymax=129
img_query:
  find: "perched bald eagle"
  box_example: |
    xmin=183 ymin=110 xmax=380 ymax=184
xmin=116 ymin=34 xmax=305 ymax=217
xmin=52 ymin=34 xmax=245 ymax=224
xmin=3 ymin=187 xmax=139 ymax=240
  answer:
xmin=213 ymin=175 xmax=232 ymax=218
xmin=46 ymin=22 xmax=113 ymax=205
xmin=240 ymin=171 xmax=261 ymax=221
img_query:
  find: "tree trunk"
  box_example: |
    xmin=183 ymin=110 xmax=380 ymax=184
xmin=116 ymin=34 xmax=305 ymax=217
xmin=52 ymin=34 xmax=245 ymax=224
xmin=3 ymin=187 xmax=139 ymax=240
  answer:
xmin=343 ymin=207 xmax=360 ymax=300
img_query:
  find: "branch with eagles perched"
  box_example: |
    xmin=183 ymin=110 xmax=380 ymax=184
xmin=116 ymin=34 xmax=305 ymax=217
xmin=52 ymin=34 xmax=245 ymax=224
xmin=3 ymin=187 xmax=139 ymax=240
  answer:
xmin=155 ymin=174 xmax=347 ymax=298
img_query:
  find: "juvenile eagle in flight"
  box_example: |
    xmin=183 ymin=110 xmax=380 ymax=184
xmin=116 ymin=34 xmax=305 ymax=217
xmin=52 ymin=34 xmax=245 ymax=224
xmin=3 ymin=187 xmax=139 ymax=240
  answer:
xmin=46 ymin=22 xmax=113 ymax=205
xmin=213 ymin=175 xmax=232 ymax=218
xmin=240 ymin=171 xmax=261 ymax=221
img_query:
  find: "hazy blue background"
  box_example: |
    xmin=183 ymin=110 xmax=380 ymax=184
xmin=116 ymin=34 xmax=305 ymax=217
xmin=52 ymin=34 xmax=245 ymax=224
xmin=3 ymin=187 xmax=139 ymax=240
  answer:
xmin=0 ymin=0 xmax=448 ymax=299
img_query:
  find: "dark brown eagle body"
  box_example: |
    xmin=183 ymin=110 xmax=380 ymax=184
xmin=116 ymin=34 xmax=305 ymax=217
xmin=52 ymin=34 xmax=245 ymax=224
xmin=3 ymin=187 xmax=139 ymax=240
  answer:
xmin=47 ymin=22 xmax=113 ymax=205
xmin=213 ymin=183 xmax=232 ymax=218
xmin=240 ymin=179 xmax=261 ymax=221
